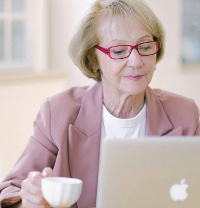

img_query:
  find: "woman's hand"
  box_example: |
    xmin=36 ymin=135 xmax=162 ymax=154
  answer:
xmin=20 ymin=167 xmax=53 ymax=208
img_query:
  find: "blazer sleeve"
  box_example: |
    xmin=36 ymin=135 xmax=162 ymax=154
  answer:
xmin=192 ymin=100 xmax=200 ymax=135
xmin=0 ymin=98 xmax=58 ymax=208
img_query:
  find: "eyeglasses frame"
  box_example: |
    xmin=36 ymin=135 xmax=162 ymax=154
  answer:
xmin=95 ymin=41 xmax=161 ymax=59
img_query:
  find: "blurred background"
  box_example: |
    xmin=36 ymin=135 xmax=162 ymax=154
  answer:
xmin=0 ymin=0 xmax=200 ymax=182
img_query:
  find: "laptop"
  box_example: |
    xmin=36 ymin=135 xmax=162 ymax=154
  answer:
xmin=96 ymin=137 xmax=200 ymax=208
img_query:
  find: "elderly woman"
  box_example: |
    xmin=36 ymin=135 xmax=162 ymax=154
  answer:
xmin=0 ymin=0 xmax=200 ymax=208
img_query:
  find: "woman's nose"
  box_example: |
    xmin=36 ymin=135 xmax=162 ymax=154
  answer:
xmin=126 ymin=49 xmax=143 ymax=68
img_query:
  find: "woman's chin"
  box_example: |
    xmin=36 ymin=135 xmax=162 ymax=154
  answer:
xmin=120 ymin=82 xmax=149 ymax=96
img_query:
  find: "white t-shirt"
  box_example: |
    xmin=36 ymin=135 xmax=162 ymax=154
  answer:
xmin=101 ymin=102 xmax=146 ymax=141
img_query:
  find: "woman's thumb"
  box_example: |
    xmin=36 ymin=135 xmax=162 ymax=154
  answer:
xmin=42 ymin=167 xmax=53 ymax=177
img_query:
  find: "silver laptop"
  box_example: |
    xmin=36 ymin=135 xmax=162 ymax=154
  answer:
xmin=96 ymin=137 xmax=200 ymax=208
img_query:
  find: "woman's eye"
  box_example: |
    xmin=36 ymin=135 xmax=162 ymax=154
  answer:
xmin=140 ymin=46 xmax=151 ymax=51
xmin=110 ymin=46 xmax=129 ymax=57
xmin=114 ymin=50 xmax=124 ymax=54
xmin=112 ymin=48 xmax=127 ymax=55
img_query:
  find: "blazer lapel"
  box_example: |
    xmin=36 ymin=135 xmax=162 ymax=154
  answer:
xmin=164 ymin=126 xmax=183 ymax=136
xmin=68 ymin=82 xmax=103 ymax=208
xmin=145 ymin=87 xmax=182 ymax=136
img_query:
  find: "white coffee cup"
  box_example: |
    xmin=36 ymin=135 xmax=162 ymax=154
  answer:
xmin=41 ymin=177 xmax=83 ymax=208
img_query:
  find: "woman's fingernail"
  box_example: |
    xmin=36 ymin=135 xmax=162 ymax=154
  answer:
xmin=42 ymin=171 xmax=47 ymax=177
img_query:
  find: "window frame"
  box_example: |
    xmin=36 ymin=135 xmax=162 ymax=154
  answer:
xmin=0 ymin=0 xmax=49 ymax=75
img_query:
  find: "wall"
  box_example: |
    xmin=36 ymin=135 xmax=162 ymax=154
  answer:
xmin=0 ymin=77 xmax=68 ymax=181
xmin=49 ymin=0 xmax=96 ymax=88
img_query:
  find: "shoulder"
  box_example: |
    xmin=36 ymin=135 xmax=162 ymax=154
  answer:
xmin=152 ymin=88 xmax=199 ymax=128
xmin=37 ymin=85 xmax=91 ymax=127
xmin=44 ymin=82 xmax=102 ymax=111
xmin=47 ymin=85 xmax=90 ymax=107
xmin=153 ymin=88 xmax=194 ymax=106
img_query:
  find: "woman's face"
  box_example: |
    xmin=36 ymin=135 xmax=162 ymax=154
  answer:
xmin=95 ymin=16 xmax=157 ymax=96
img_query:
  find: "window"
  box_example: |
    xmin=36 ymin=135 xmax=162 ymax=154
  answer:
xmin=0 ymin=0 xmax=49 ymax=75
xmin=0 ymin=0 xmax=31 ymax=74
xmin=182 ymin=0 xmax=200 ymax=65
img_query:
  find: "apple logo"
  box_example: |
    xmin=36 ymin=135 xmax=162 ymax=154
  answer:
xmin=169 ymin=178 xmax=189 ymax=201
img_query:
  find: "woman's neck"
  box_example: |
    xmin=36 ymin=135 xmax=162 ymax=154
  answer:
xmin=103 ymin=90 xmax=145 ymax=119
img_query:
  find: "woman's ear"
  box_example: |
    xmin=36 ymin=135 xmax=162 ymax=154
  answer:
xmin=87 ymin=48 xmax=99 ymax=71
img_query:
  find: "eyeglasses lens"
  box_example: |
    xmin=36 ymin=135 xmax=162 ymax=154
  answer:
xmin=110 ymin=46 xmax=130 ymax=59
xmin=138 ymin=42 xmax=158 ymax=56
xmin=110 ymin=42 xmax=158 ymax=59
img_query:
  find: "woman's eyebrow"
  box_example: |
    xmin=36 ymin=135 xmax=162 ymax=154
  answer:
xmin=137 ymin=35 xmax=153 ymax=42
xmin=108 ymin=35 xmax=153 ymax=45
xmin=108 ymin=39 xmax=127 ymax=45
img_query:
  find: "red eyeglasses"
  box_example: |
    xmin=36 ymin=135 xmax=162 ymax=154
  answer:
xmin=95 ymin=41 xmax=161 ymax=59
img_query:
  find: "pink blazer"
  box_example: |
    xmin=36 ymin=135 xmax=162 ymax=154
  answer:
xmin=0 ymin=82 xmax=200 ymax=208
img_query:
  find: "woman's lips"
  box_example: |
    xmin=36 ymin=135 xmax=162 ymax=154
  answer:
xmin=124 ymin=75 xmax=144 ymax=81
